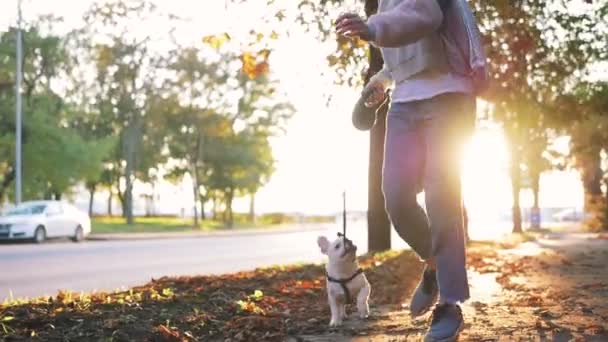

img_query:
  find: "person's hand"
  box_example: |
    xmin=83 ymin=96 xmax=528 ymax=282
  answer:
xmin=362 ymin=81 xmax=386 ymax=108
xmin=335 ymin=13 xmax=373 ymax=41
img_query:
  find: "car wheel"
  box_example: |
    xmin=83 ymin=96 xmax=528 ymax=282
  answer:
xmin=72 ymin=225 xmax=84 ymax=243
xmin=34 ymin=226 xmax=46 ymax=244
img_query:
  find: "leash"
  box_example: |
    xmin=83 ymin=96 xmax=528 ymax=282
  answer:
xmin=342 ymin=191 xmax=346 ymax=239
xmin=327 ymin=190 xmax=364 ymax=303
xmin=337 ymin=190 xmax=350 ymax=249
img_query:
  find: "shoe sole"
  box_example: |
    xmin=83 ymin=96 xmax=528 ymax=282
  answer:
xmin=423 ymin=319 xmax=464 ymax=342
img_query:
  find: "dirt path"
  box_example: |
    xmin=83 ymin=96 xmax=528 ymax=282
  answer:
xmin=293 ymin=232 xmax=608 ymax=341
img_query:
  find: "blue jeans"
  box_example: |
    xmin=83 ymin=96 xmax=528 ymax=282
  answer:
xmin=382 ymin=92 xmax=475 ymax=302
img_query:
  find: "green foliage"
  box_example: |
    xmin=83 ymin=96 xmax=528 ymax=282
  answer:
xmin=568 ymin=82 xmax=608 ymax=230
xmin=282 ymin=0 xmax=607 ymax=232
xmin=0 ymin=1 xmax=294 ymax=223
xmin=0 ymin=19 xmax=113 ymax=201
xmin=163 ymin=39 xmax=293 ymax=225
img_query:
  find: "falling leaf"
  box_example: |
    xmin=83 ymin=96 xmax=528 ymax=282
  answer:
xmin=202 ymin=33 xmax=231 ymax=49
xmin=275 ymin=10 xmax=286 ymax=21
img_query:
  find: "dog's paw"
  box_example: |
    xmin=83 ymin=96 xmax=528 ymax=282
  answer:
xmin=359 ymin=312 xmax=369 ymax=320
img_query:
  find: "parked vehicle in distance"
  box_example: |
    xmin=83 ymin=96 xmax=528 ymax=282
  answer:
xmin=0 ymin=201 xmax=91 ymax=243
xmin=552 ymin=208 xmax=584 ymax=222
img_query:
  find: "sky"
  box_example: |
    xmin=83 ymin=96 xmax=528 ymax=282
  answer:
xmin=0 ymin=0 xmax=585 ymax=216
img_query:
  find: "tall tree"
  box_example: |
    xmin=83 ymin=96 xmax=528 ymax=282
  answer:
xmin=72 ymin=0 xmax=169 ymax=223
xmin=474 ymin=0 xmax=603 ymax=232
xmin=569 ymin=82 xmax=608 ymax=231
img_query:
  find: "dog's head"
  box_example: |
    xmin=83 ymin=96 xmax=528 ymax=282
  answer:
xmin=317 ymin=234 xmax=358 ymax=263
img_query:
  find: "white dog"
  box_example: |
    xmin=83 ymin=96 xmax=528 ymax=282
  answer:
xmin=317 ymin=234 xmax=371 ymax=327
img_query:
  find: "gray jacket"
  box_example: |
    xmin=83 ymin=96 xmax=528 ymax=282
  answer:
xmin=367 ymin=0 xmax=488 ymax=94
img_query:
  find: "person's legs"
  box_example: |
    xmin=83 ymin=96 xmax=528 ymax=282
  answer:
xmin=420 ymin=93 xmax=475 ymax=342
xmin=422 ymin=92 xmax=475 ymax=304
xmin=382 ymin=102 xmax=432 ymax=260
xmin=382 ymin=102 xmax=439 ymax=317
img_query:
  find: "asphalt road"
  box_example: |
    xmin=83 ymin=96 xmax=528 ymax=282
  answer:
xmin=0 ymin=217 xmax=545 ymax=302
xmin=1 ymin=220 xmax=411 ymax=302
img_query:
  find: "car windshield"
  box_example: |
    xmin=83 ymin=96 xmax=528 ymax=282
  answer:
xmin=5 ymin=204 xmax=47 ymax=216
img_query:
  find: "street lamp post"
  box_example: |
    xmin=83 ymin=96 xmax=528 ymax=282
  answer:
xmin=15 ymin=0 xmax=23 ymax=204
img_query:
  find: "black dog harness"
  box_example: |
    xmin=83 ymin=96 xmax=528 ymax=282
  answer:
xmin=326 ymin=268 xmax=364 ymax=304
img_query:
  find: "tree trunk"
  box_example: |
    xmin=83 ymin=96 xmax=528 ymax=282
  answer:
xmin=198 ymin=194 xmax=206 ymax=221
xmin=365 ymin=0 xmax=391 ymax=252
xmin=88 ymin=184 xmax=96 ymax=217
xmin=530 ymin=171 xmax=541 ymax=229
xmin=124 ymin=164 xmax=134 ymax=225
xmin=122 ymin=114 xmax=141 ymax=225
xmin=510 ymin=145 xmax=523 ymax=233
xmin=191 ymin=171 xmax=199 ymax=228
xmin=581 ymin=148 xmax=603 ymax=214
xmin=368 ymin=102 xmax=392 ymax=251
xmin=249 ymin=192 xmax=256 ymax=224
xmin=579 ymin=147 xmax=604 ymax=230
xmin=212 ymin=197 xmax=218 ymax=220
xmin=226 ymin=187 xmax=234 ymax=228
xmin=44 ymin=188 xmax=52 ymax=200
xmin=116 ymin=181 xmax=126 ymax=218
xmin=0 ymin=169 xmax=15 ymax=203
xmin=604 ymin=178 xmax=608 ymax=230
xmin=107 ymin=190 xmax=113 ymax=216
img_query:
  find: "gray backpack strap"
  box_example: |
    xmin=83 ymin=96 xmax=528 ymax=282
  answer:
xmin=439 ymin=0 xmax=490 ymax=94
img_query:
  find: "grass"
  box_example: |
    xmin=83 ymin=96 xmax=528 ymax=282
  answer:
xmin=92 ymin=216 xmax=222 ymax=234
xmin=91 ymin=214 xmax=335 ymax=235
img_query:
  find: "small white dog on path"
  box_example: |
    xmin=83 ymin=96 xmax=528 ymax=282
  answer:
xmin=317 ymin=234 xmax=371 ymax=327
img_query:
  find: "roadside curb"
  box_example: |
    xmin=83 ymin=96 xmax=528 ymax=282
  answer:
xmin=86 ymin=224 xmax=330 ymax=242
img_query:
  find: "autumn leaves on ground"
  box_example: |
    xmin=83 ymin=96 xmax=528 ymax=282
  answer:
xmin=1 ymin=232 xmax=608 ymax=341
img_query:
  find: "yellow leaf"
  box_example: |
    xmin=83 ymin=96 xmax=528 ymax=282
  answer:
xmin=259 ymin=49 xmax=271 ymax=60
xmin=202 ymin=33 xmax=231 ymax=49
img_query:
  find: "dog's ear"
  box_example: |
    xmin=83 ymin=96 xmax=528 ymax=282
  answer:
xmin=317 ymin=236 xmax=330 ymax=254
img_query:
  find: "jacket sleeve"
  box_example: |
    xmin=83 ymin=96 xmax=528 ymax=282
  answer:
xmin=367 ymin=0 xmax=444 ymax=48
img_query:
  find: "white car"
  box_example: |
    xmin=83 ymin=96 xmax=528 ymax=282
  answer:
xmin=0 ymin=201 xmax=91 ymax=243
xmin=552 ymin=208 xmax=585 ymax=222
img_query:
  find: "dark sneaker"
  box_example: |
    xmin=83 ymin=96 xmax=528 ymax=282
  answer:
xmin=424 ymin=304 xmax=464 ymax=342
xmin=410 ymin=267 xmax=439 ymax=317
xmin=351 ymin=93 xmax=378 ymax=131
